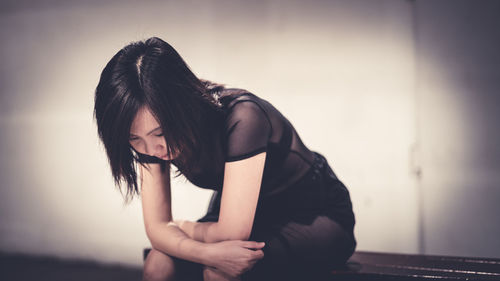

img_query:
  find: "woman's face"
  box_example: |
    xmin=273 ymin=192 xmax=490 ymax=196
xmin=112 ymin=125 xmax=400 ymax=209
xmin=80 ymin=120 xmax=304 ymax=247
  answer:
xmin=129 ymin=106 xmax=173 ymax=161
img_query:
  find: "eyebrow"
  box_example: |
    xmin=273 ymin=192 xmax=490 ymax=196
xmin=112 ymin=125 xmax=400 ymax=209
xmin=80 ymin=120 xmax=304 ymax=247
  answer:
xmin=130 ymin=126 xmax=161 ymax=137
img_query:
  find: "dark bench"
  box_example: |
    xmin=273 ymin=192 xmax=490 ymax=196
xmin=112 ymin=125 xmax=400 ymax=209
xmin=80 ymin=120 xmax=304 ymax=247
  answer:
xmin=143 ymin=248 xmax=500 ymax=280
xmin=334 ymin=251 xmax=500 ymax=280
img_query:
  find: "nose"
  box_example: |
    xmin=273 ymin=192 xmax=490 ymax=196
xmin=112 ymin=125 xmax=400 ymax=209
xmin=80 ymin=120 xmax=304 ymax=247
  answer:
xmin=145 ymin=141 xmax=165 ymax=158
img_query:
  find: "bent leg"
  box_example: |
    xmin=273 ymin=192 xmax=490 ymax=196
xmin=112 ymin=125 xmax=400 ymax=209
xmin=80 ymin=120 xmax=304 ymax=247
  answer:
xmin=143 ymin=248 xmax=203 ymax=281
xmin=143 ymin=248 xmax=176 ymax=281
xmin=275 ymin=216 xmax=355 ymax=268
xmin=245 ymin=216 xmax=355 ymax=281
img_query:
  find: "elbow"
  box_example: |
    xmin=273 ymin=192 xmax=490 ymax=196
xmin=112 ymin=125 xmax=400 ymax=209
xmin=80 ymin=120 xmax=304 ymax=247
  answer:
xmin=145 ymin=223 xmax=163 ymax=248
xmin=145 ymin=226 xmax=156 ymax=246
xmin=230 ymin=228 xmax=252 ymax=241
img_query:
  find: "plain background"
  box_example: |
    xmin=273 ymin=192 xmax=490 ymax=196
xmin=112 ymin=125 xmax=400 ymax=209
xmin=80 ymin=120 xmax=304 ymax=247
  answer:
xmin=0 ymin=0 xmax=499 ymax=267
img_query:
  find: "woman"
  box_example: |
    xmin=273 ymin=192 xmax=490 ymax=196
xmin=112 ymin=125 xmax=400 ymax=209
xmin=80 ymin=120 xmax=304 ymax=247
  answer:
xmin=94 ymin=37 xmax=356 ymax=281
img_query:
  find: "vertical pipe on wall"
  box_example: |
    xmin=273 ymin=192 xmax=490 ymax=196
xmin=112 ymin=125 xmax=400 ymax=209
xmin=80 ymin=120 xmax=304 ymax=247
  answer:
xmin=408 ymin=0 xmax=425 ymax=255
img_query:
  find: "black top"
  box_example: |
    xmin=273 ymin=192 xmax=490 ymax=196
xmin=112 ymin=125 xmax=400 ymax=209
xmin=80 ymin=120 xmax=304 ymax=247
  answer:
xmin=137 ymin=89 xmax=316 ymax=197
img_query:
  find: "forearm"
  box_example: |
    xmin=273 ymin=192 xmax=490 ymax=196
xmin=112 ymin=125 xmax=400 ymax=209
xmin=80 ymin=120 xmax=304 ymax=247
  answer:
xmin=176 ymin=220 xmax=213 ymax=242
xmin=178 ymin=220 xmax=247 ymax=243
xmin=147 ymin=221 xmax=214 ymax=266
xmin=156 ymin=221 xmax=265 ymax=279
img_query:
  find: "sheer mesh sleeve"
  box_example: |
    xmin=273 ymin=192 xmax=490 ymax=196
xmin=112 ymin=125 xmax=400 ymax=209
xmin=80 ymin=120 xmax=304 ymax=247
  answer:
xmin=225 ymin=100 xmax=272 ymax=162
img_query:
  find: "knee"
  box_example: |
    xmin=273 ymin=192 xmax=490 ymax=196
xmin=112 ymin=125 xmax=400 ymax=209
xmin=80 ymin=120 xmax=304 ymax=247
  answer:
xmin=143 ymin=248 xmax=176 ymax=281
xmin=203 ymin=267 xmax=217 ymax=281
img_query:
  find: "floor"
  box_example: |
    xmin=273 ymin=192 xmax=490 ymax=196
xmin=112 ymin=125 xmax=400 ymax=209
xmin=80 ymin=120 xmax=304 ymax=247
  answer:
xmin=0 ymin=251 xmax=143 ymax=281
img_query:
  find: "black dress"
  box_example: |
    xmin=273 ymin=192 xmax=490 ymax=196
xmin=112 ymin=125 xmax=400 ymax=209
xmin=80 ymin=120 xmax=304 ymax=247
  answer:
xmin=138 ymin=89 xmax=356 ymax=280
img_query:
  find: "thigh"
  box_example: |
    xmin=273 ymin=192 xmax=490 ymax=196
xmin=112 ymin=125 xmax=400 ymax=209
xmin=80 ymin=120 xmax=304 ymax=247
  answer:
xmin=245 ymin=216 xmax=355 ymax=281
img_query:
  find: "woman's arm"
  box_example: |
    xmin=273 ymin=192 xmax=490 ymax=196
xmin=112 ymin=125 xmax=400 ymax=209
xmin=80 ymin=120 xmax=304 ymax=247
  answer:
xmin=140 ymin=162 xmax=212 ymax=264
xmin=178 ymin=152 xmax=266 ymax=243
xmin=140 ymin=161 xmax=264 ymax=275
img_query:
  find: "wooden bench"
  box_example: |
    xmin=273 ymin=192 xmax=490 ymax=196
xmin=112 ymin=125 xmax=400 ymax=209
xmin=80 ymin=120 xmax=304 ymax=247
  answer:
xmin=334 ymin=251 xmax=500 ymax=280
xmin=143 ymin=249 xmax=500 ymax=280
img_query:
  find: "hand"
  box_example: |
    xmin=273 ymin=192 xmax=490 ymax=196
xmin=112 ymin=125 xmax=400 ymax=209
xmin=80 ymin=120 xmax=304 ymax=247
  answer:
xmin=206 ymin=240 xmax=265 ymax=278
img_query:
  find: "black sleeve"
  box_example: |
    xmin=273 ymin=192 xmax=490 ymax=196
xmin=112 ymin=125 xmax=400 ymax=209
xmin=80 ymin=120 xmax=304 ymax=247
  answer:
xmin=224 ymin=100 xmax=272 ymax=162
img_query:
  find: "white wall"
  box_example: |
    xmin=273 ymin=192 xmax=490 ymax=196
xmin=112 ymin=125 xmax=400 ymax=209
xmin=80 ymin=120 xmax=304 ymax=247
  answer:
xmin=414 ymin=0 xmax=500 ymax=258
xmin=1 ymin=0 xmax=497 ymax=267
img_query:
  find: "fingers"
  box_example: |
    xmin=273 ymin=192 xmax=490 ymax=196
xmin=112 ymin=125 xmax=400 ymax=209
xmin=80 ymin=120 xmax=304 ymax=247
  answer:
xmin=240 ymin=241 xmax=265 ymax=250
xmin=252 ymin=249 xmax=264 ymax=260
xmin=247 ymin=250 xmax=264 ymax=273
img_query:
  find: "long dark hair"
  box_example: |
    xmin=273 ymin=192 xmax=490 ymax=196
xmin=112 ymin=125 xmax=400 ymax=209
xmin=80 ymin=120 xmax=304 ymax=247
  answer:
xmin=94 ymin=37 xmax=225 ymax=203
